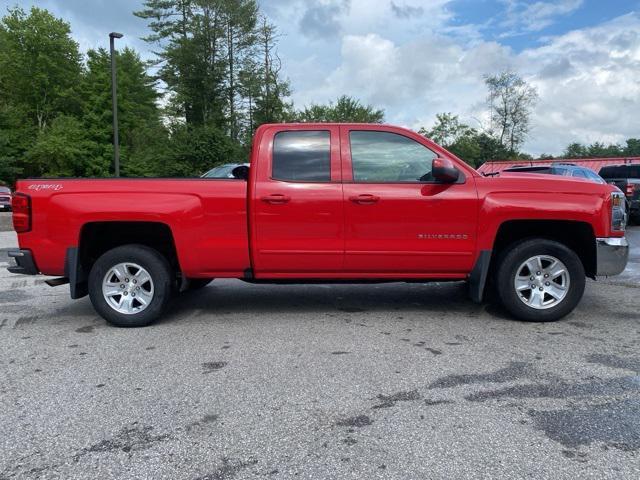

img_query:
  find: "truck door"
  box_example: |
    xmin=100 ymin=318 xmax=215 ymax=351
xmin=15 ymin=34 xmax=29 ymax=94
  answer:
xmin=251 ymin=125 xmax=344 ymax=276
xmin=340 ymin=126 xmax=478 ymax=275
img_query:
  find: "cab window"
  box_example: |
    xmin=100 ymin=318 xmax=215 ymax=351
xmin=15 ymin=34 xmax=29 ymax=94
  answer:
xmin=350 ymin=131 xmax=437 ymax=183
xmin=272 ymin=131 xmax=331 ymax=182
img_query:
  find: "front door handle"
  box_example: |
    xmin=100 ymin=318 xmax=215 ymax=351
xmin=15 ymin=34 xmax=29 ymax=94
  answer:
xmin=261 ymin=194 xmax=291 ymax=204
xmin=349 ymin=194 xmax=380 ymax=204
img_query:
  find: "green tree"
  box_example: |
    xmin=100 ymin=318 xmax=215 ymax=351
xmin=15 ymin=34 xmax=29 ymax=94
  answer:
xmin=0 ymin=103 xmax=30 ymax=185
xmin=80 ymin=47 xmax=165 ymax=176
xmin=563 ymin=142 xmax=588 ymax=158
xmin=135 ymin=0 xmax=209 ymax=125
xmin=135 ymin=0 xmax=288 ymax=140
xmin=162 ymin=123 xmax=244 ymax=177
xmin=485 ymin=71 xmax=538 ymax=152
xmin=249 ymin=16 xmax=292 ymax=129
xmin=0 ymin=7 xmax=82 ymax=132
xmin=419 ymin=113 xmax=474 ymax=147
xmin=586 ymin=142 xmax=623 ymax=158
xmin=26 ymin=115 xmax=101 ymax=177
xmin=224 ymin=0 xmax=259 ymax=140
xmin=624 ymin=139 xmax=640 ymax=156
xmin=294 ymin=95 xmax=384 ymax=123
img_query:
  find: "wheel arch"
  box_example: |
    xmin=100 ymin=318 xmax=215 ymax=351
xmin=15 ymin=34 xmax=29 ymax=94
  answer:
xmin=471 ymin=219 xmax=596 ymax=303
xmin=67 ymin=221 xmax=181 ymax=299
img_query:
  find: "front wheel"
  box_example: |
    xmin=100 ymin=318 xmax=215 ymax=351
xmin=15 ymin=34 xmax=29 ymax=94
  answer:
xmin=88 ymin=245 xmax=172 ymax=327
xmin=496 ymin=239 xmax=585 ymax=322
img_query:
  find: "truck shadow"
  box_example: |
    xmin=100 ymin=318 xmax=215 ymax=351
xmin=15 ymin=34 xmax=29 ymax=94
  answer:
xmin=161 ymin=280 xmax=486 ymax=324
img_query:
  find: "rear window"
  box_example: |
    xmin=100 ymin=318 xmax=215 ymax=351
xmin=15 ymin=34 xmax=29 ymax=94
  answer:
xmin=599 ymin=165 xmax=640 ymax=179
xmin=272 ymin=131 xmax=331 ymax=182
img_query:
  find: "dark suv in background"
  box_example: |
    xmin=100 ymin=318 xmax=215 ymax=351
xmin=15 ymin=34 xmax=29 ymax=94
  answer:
xmin=0 ymin=186 xmax=11 ymax=211
xmin=599 ymin=164 xmax=640 ymax=223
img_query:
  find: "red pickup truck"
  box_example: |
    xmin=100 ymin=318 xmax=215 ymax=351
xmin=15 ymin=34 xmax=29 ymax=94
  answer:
xmin=8 ymin=123 xmax=629 ymax=327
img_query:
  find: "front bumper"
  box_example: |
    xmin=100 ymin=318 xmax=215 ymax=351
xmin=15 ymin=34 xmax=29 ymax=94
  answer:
xmin=596 ymin=237 xmax=629 ymax=277
xmin=7 ymin=249 xmax=39 ymax=275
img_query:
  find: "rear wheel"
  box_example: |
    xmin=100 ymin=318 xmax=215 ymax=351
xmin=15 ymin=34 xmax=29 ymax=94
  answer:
xmin=88 ymin=245 xmax=172 ymax=327
xmin=496 ymin=239 xmax=585 ymax=322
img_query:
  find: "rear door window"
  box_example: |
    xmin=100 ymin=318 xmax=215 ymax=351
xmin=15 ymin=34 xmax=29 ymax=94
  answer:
xmin=272 ymin=131 xmax=331 ymax=182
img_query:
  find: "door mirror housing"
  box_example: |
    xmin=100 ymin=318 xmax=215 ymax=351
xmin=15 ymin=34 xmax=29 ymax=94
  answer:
xmin=232 ymin=165 xmax=249 ymax=180
xmin=432 ymin=158 xmax=459 ymax=183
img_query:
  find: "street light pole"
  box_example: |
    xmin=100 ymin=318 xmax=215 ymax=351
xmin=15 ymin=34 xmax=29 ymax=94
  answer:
xmin=109 ymin=32 xmax=123 ymax=177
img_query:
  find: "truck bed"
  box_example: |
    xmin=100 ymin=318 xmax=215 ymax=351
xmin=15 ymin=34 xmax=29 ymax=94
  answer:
xmin=15 ymin=178 xmax=250 ymax=277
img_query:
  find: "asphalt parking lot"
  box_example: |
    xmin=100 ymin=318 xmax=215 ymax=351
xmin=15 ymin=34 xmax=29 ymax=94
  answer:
xmin=1 ymin=211 xmax=639 ymax=479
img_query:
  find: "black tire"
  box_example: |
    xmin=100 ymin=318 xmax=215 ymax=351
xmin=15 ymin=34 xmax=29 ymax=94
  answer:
xmin=88 ymin=244 xmax=172 ymax=327
xmin=495 ymin=238 xmax=585 ymax=322
xmin=186 ymin=278 xmax=214 ymax=290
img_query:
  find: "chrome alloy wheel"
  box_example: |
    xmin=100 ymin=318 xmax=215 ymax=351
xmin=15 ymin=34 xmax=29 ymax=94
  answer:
xmin=514 ymin=255 xmax=570 ymax=310
xmin=102 ymin=263 xmax=154 ymax=315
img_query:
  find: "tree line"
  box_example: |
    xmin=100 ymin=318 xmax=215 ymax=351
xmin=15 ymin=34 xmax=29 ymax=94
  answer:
xmin=0 ymin=4 xmax=637 ymax=186
xmin=0 ymin=4 xmax=382 ymax=185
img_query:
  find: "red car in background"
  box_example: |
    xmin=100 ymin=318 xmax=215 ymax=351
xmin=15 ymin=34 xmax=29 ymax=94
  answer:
xmin=0 ymin=186 xmax=11 ymax=211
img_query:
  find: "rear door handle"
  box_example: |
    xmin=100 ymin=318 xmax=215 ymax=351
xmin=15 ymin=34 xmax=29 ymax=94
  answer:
xmin=261 ymin=194 xmax=291 ymax=204
xmin=349 ymin=194 xmax=380 ymax=204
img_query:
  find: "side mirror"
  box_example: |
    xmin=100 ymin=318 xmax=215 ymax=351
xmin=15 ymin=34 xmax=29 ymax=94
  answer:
xmin=432 ymin=158 xmax=459 ymax=183
xmin=232 ymin=165 xmax=249 ymax=180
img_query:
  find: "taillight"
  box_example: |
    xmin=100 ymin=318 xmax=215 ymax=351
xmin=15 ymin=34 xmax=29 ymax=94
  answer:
xmin=626 ymin=184 xmax=634 ymax=196
xmin=12 ymin=193 xmax=31 ymax=233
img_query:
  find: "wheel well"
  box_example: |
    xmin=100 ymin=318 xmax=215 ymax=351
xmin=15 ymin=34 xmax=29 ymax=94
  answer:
xmin=79 ymin=222 xmax=180 ymax=275
xmin=491 ymin=220 xmax=597 ymax=278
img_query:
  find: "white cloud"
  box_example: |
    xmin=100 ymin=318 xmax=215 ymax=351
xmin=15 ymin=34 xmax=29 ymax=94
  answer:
xmin=4 ymin=0 xmax=636 ymax=156
xmin=291 ymin=10 xmax=640 ymax=155
xmin=500 ymin=0 xmax=584 ymax=34
xmin=522 ymin=13 xmax=640 ymax=153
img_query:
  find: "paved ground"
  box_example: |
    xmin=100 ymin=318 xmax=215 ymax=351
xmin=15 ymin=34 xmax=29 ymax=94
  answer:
xmin=0 ymin=211 xmax=639 ymax=479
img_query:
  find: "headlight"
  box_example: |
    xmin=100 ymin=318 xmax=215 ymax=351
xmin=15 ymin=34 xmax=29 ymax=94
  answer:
xmin=611 ymin=191 xmax=626 ymax=232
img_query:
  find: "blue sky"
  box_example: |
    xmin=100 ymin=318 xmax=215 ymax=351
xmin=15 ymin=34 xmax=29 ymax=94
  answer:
xmin=447 ymin=0 xmax=640 ymax=50
xmin=2 ymin=0 xmax=639 ymax=155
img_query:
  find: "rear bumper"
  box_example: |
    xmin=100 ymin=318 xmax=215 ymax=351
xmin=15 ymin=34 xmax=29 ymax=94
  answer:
xmin=7 ymin=249 xmax=39 ymax=275
xmin=596 ymin=237 xmax=629 ymax=277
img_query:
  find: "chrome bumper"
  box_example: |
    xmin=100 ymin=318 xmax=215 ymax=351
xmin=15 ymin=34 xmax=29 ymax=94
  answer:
xmin=596 ymin=237 xmax=629 ymax=277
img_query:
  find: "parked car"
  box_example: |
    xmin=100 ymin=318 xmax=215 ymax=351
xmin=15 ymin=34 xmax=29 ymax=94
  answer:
xmin=0 ymin=186 xmax=12 ymax=211
xmin=598 ymin=164 xmax=640 ymax=224
xmin=7 ymin=123 xmax=628 ymax=327
xmin=503 ymin=163 xmax=606 ymax=184
xmin=202 ymin=163 xmax=249 ymax=178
